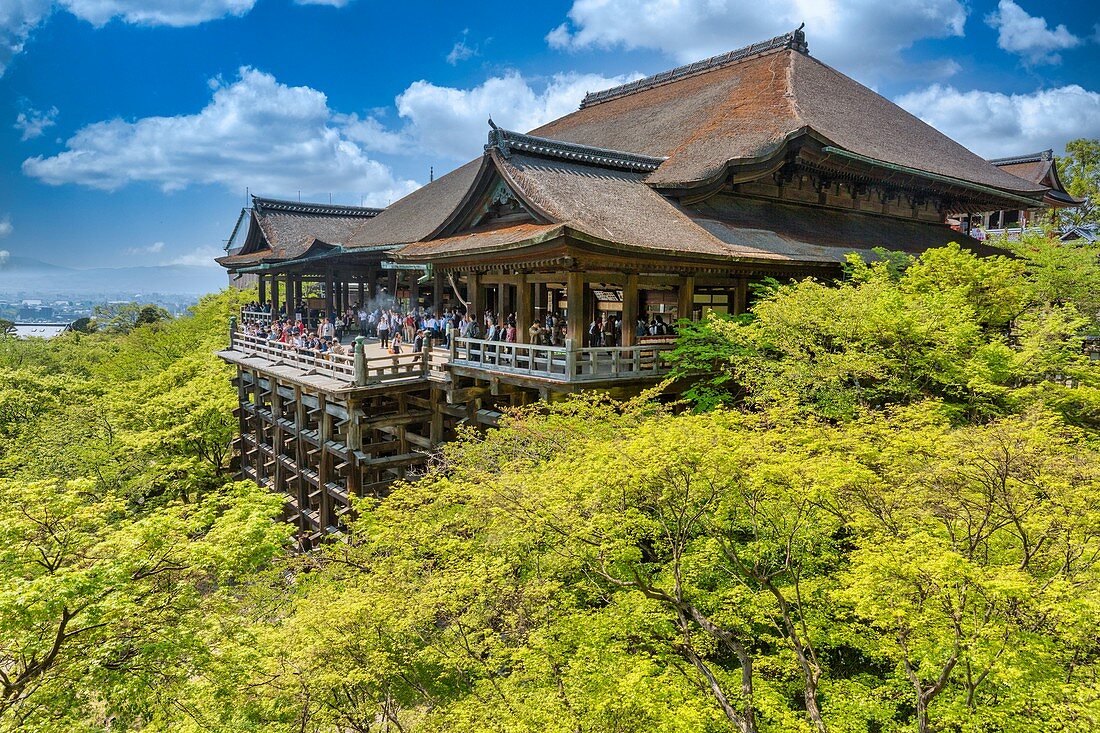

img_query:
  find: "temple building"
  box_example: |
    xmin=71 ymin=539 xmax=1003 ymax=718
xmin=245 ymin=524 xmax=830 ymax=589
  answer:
xmin=961 ymin=149 xmax=1084 ymax=237
xmin=216 ymin=28 xmax=1066 ymax=547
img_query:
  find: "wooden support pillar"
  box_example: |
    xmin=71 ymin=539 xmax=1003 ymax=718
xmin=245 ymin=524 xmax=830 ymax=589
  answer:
xmin=433 ymin=270 xmax=444 ymax=314
xmin=357 ymin=278 xmax=365 ymax=307
xmin=258 ymin=275 xmax=266 ymax=306
xmin=467 ymin=272 xmax=481 ymax=318
xmin=236 ymin=369 xmax=249 ymax=479
xmin=500 ymin=282 xmax=513 ymax=319
xmin=270 ymin=276 xmax=281 ymax=319
xmin=341 ymin=281 xmax=350 ymax=313
xmin=251 ymin=373 xmax=265 ymax=482
xmin=271 ymin=381 xmax=285 ymax=495
xmin=325 ymin=270 xmax=335 ymax=318
xmin=622 ymin=273 xmax=639 ymax=346
xmin=734 ymin=277 xmax=749 ymax=315
xmin=677 ymin=276 xmax=696 ymax=324
xmin=429 ymin=387 xmax=444 ymax=446
xmin=346 ymin=398 xmax=362 ymax=499
xmin=318 ymin=394 xmax=332 ymax=529
xmin=409 ymin=272 xmax=420 ymax=312
xmin=566 ymin=270 xmax=585 ymax=349
xmin=387 ymin=269 xmax=398 ymax=305
xmin=293 ymin=386 xmax=308 ymax=533
xmin=515 ymin=274 xmax=532 ymax=343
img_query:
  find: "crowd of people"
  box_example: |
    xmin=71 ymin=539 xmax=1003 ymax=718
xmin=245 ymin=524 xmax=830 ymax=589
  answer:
xmin=238 ymin=300 xmax=678 ymax=361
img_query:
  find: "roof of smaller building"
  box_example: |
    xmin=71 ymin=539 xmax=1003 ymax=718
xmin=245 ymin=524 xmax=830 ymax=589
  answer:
xmin=989 ymin=150 xmax=1084 ymax=206
xmin=217 ymin=195 xmax=385 ymax=268
xmin=12 ymin=323 xmax=70 ymax=339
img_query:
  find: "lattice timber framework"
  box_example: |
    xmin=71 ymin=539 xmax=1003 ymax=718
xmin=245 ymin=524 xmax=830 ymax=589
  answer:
xmin=227 ymin=353 xmax=585 ymax=550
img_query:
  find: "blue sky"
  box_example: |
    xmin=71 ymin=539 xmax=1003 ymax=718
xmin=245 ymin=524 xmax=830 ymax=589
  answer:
xmin=0 ymin=0 xmax=1098 ymax=272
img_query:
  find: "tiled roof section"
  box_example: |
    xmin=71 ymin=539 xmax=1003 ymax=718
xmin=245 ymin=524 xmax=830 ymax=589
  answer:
xmin=989 ymin=150 xmax=1053 ymax=166
xmin=531 ymin=44 xmax=1047 ymax=194
xmin=395 ymin=222 xmax=563 ymax=258
xmin=497 ymin=153 xmax=733 ymax=257
xmin=215 ymin=249 xmax=273 ymax=267
xmin=994 ymin=160 xmax=1052 ymax=186
xmin=394 ymin=152 xmax=996 ymax=265
xmin=690 ymin=195 xmax=1006 ymax=258
xmin=580 ymin=26 xmax=808 ymax=108
xmin=344 ymin=159 xmax=482 ymax=249
xmin=252 ymin=196 xmax=383 ymax=218
xmin=487 ymin=126 xmax=666 ymax=172
xmin=988 ymin=150 xmax=1083 ymax=205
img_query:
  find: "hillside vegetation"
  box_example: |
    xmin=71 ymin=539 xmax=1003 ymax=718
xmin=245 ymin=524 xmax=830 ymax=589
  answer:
xmin=1 ymin=234 xmax=1099 ymax=733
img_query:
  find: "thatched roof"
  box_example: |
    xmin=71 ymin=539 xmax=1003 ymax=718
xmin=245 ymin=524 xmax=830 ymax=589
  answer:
xmin=533 ymin=36 xmax=1046 ymax=194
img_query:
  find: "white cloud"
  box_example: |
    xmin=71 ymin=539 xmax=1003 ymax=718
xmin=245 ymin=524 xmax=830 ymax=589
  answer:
xmin=392 ymin=70 xmax=640 ymax=160
xmin=897 ymin=83 xmax=1100 ymax=158
xmin=446 ymin=40 xmax=476 ymax=65
xmin=23 ymin=67 xmax=419 ymax=205
xmin=127 ymin=241 xmax=165 ymax=255
xmin=0 ymin=0 xmax=52 ymax=77
xmin=14 ymin=105 xmax=58 ymax=140
xmin=0 ymin=215 xmax=12 ymax=238
xmin=57 ymin=0 xmax=256 ymax=28
xmin=547 ymin=0 xmax=968 ymax=82
xmin=1 ymin=0 xmax=287 ymax=77
xmin=165 ymin=246 xmax=223 ymax=267
xmin=985 ymin=0 xmax=1081 ymax=65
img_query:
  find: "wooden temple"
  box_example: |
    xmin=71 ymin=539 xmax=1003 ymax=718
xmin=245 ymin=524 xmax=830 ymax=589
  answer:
xmin=963 ymin=149 xmax=1084 ymax=235
xmin=216 ymin=27 xmax=1062 ymax=547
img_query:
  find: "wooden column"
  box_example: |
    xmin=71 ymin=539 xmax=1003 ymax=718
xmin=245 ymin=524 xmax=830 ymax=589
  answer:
xmin=325 ymin=270 xmax=335 ymax=318
xmin=387 ymin=270 xmax=398 ymax=305
xmin=318 ymin=395 xmax=332 ymax=529
xmin=258 ymin=275 xmax=266 ymax=306
xmin=467 ymin=272 xmax=481 ymax=318
xmin=566 ymin=271 xmax=585 ymax=349
xmin=270 ymin=275 xmax=281 ymax=319
xmin=622 ymin=273 xmax=639 ymax=347
xmin=734 ymin=278 xmax=749 ymax=315
xmin=345 ymin=398 xmax=362 ymax=498
xmin=433 ymin=270 xmax=444 ymax=314
xmin=500 ymin=283 xmax=513 ymax=319
xmin=515 ymin=274 xmax=532 ymax=343
xmin=677 ymin=276 xmax=696 ymax=324
xmin=357 ymin=278 xmax=365 ymax=307
xmin=409 ymin=272 xmax=420 ymax=312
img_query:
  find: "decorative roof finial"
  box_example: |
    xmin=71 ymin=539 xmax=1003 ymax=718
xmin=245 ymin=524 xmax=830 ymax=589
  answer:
xmin=487 ymin=116 xmax=499 ymax=130
xmin=791 ymin=23 xmax=808 ymax=54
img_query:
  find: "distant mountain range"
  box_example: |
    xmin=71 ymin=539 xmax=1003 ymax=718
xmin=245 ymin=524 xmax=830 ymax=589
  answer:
xmin=0 ymin=255 xmax=229 ymax=297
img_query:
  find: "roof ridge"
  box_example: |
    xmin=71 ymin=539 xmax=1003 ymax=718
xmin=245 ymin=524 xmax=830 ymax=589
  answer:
xmin=988 ymin=149 xmax=1053 ymax=166
xmin=486 ymin=125 xmax=667 ymax=172
xmin=251 ymin=195 xmax=384 ymax=217
xmin=579 ymin=26 xmax=809 ymax=109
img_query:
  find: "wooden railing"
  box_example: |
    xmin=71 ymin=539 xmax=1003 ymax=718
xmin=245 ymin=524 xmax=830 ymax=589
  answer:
xmin=240 ymin=308 xmax=273 ymax=321
xmin=231 ymin=330 xmax=429 ymax=385
xmin=228 ymin=323 xmax=675 ymax=386
xmin=450 ymin=337 xmax=674 ymax=382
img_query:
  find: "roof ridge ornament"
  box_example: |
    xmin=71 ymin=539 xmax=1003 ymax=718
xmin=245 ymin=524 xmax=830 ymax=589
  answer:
xmin=579 ymin=26 xmax=809 ymax=109
xmin=484 ymin=126 xmax=667 ymax=172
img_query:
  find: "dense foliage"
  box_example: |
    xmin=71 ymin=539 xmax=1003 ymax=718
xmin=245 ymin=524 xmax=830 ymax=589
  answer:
xmin=1 ymin=236 xmax=1099 ymax=732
